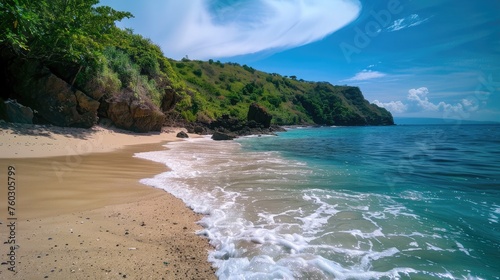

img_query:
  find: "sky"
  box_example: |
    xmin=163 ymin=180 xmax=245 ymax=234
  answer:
xmin=100 ymin=0 xmax=500 ymax=122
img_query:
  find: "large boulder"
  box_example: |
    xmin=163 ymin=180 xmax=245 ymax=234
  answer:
xmin=247 ymin=103 xmax=272 ymax=128
xmin=212 ymin=131 xmax=236 ymax=141
xmin=209 ymin=114 xmax=246 ymax=132
xmin=2 ymin=99 xmax=33 ymax=124
xmin=75 ymin=90 xmax=100 ymax=113
xmin=107 ymin=91 xmax=165 ymax=133
xmin=176 ymin=131 xmax=189 ymax=138
xmin=6 ymin=59 xmax=99 ymax=128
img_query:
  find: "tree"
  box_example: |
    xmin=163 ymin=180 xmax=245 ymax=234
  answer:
xmin=1 ymin=0 xmax=132 ymax=67
xmin=0 ymin=0 xmax=42 ymax=52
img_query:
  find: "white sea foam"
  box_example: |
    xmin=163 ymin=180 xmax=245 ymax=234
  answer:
xmin=134 ymin=135 xmax=486 ymax=279
xmin=455 ymin=241 xmax=471 ymax=256
xmin=426 ymin=242 xmax=444 ymax=251
xmin=489 ymin=205 xmax=500 ymax=224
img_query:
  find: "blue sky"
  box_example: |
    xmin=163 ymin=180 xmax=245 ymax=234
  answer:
xmin=101 ymin=0 xmax=500 ymax=122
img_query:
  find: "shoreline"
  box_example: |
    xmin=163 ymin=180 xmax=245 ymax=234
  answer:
xmin=0 ymin=122 xmax=216 ymax=279
xmin=0 ymin=120 xmax=194 ymax=159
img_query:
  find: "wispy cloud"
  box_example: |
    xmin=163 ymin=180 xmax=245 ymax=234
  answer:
xmin=150 ymin=0 xmax=361 ymax=59
xmin=387 ymin=14 xmax=430 ymax=32
xmin=343 ymin=70 xmax=387 ymax=82
xmin=373 ymin=87 xmax=479 ymax=117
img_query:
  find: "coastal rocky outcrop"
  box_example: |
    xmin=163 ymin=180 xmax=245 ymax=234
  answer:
xmin=2 ymin=99 xmax=34 ymax=124
xmin=247 ymin=103 xmax=272 ymax=128
xmin=0 ymin=54 xmax=168 ymax=132
xmin=104 ymin=91 xmax=166 ymax=133
xmin=207 ymin=104 xmax=286 ymax=140
xmin=4 ymin=59 xmax=100 ymax=128
xmin=211 ymin=131 xmax=235 ymax=141
xmin=176 ymin=131 xmax=189 ymax=138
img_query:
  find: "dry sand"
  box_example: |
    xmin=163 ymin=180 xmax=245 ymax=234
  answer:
xmin=0 ymin=121 xmax=216 ymax=279
xmin=0 ymin=120 xmax=188 ymax=158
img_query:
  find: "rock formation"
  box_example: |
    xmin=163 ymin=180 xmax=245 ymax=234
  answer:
xmin=211 ymin=131 xmax=235 ymax=141
xmin=208 ymin=104 xmax=285 ymax=140
xmin=176 ymin=131 xmax=189 ymax=138
xmin=5 ymin=59 xmax=100 ymax=128
xmin=247 ymin=103 xmax=272 ymax=128
xmin=2 ymin=99 xmax=33 ymax=124
xmin=105 ymin=91 xmax=165 ymax=133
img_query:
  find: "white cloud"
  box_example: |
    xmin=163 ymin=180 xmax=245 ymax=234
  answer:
xmin=373 ymin=100 xmax=407 ymax=113
xmin=406 ymin=87 xmax=473 ymax=114
xmin=372 ymin=87 xmax=480 ymax=117
xmin=387 ymin=14 xmax=430 ymax=32
xmin=151 ymin=0 xmax=361 ymax=59
xmin=343 ymin=70 xmax=387 ymax=82
xmin=407 ymin=87 xmax=438 ymax=110
xmin=461 ymin=99 xmax=479 ymax=111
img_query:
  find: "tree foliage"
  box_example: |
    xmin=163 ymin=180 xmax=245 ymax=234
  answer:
xmin=1 ymin=0 xmax=132 ymax=66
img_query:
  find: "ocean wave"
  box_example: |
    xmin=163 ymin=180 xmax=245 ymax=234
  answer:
xmin=134 ymin=131 xmax=496 ymax=279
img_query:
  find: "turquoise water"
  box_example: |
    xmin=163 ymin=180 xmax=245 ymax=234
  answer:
xmin=136 ymin=124 xmax=500 ymax=279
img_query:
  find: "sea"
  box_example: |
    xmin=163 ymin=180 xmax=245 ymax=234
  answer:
xmin=135 ymin=124 xmax=500 ymax=279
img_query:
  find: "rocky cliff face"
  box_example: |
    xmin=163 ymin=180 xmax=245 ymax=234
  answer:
xmin=1 ymin=54 xmax=167 ymax=132
xmin=6 ymin=59 xmax=100 ymax=128
xmin=1 ymin=99 xmax=34 ymax=124
xmin=247 ymin=103 xmax=272 ymax=128
xmin=104 ymin=91 xmax=165 ymax=133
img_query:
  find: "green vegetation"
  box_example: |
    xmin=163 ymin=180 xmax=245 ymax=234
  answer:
xmin=1 ymin=0 xmax=190 ymax=110
xmin=1 ymin=0 xmax=131 ymax=66
xmin=0 ymin=0 xmax=393 ymax=128
xmin=170 ymin=60 xmax=393 ymax=125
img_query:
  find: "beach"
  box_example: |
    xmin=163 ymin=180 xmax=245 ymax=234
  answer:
xmin=0 ymin=121 xmax=216 ymax=279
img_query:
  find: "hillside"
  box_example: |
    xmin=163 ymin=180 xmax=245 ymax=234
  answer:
xmin=0 ymin=1 xmax=393 ymax=133
xmin=171 ymin=59 xmax=393 ymax=126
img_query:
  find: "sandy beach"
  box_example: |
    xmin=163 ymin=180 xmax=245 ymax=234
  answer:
xmin=0 ymin=121 xmax=216 ymax=279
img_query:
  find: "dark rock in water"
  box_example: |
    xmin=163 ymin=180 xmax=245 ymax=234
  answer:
xmin=247 ymin=103 xmax=272 ymax=128
xmin=185 ymin=104 xmax=285 ymax=138
xmin=193 ymin=126 xmax=205 ymax=134
xmin=203 ymin=108 xmax=285 ymax=138
xmin=3 ymin=99 xmax=33 ymax=124
xmin=212 ymin=131 xmax=236 ymax=141
xmin=270 ymin=125 xmax=287 ymax=132
xmin=176 ymin=131 xmax=189 ymax=138
xmin=209 ymin=114 xmax=246 ymax=132
xmin=106 ymin=90 xmax=165 ymax=133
